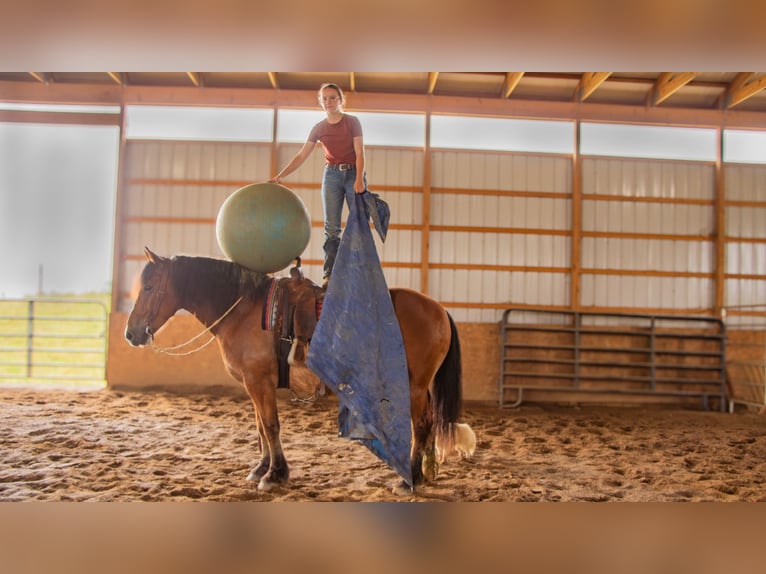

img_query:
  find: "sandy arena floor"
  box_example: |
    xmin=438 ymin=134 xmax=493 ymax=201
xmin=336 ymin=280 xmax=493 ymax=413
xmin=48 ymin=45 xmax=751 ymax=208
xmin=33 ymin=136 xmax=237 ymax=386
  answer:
xmin=1 ymin=387 xmax=765 ymax=502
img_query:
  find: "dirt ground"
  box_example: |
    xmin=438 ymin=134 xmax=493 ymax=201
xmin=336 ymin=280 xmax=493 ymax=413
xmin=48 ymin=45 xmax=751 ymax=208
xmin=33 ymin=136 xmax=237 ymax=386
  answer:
xmin=1 ymin=386 xmax=766 ymax=502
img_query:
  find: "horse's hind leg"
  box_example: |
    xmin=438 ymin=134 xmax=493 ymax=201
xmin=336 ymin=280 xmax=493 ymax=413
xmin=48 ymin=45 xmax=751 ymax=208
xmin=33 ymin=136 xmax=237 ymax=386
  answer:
xmin=409 ymin=386 xmax=437 ymax=488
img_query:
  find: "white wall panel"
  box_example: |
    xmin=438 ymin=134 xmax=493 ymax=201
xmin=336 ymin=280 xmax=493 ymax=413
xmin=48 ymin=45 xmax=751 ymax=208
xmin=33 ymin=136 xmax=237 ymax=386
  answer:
xmin=582 ymin=238 xmax=714 ymax=273
xmin=727 ymin=206 xmax=766 ymax=239
xmin=583 ymin=200 xmax=714 ymax=235
xmin=378 ymin=229 xmax=421 ymax=264
xmin=126 ymin=141 xmax=269 ymax=182
xmin=430 ymin=231 xmax=571 ymax=268
xmin=429 ymin=269 xmax=568 ymax=309
xmin=726 ymin=165 xmax=766 ymax=201
xmin=724 ymin=279 xmax=766 ymax=320
xmin=432 ymin=195 xmax=570 ymax=229
xmin=432 ymin=151 xmax=571 ymax=193
xmin=582 ymin=158 xmax=714 ymax=199
xmin=724 ymin=165 xmax=766 ymax=324
xmin=386 ymin=192 xmax=421 ymax=225
xmin=581 ymin=274 xmax=713 ymax=310
xmin=365 ymin=148 xmax=423 ymax=187
xmin=727 ymin=243 xmax=766 ymax=277
xmin=429 ymin=149 xmax=573 ymax=318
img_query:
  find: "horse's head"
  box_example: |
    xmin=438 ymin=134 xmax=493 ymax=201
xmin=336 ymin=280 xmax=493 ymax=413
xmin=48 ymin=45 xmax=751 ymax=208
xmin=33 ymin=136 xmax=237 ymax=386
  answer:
xmin=125 ymin=247 xmax=181 ymax=347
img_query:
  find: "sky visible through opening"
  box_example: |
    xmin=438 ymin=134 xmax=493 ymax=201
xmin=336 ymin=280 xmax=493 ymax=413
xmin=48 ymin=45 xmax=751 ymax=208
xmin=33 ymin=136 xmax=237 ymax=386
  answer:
xmin=1 ymin=103 xmax=764 ymax=298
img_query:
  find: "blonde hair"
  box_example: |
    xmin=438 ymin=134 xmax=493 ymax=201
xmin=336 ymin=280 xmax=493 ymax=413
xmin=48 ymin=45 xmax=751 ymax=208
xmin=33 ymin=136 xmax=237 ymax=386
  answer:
xmin=317 ymin=83 xmax=345 ymax=106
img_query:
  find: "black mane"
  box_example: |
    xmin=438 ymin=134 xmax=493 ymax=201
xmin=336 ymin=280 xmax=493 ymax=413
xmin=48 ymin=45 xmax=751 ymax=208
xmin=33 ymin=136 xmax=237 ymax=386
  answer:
xmin=170 ymin=256 xmax=270 ymax=317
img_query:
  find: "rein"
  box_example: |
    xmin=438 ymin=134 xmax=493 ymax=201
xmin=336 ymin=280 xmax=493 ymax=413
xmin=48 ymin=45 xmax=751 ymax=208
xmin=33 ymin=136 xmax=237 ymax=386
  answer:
xmin=149 ymin=295 xmax=244 ymax=357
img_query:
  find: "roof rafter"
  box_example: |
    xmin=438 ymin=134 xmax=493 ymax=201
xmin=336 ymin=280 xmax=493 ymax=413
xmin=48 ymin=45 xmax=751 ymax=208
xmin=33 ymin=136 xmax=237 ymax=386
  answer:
xmin=28 ymin=72 xmax=49 ymax=83
xmin=349 ymin=72 xmax=356 ymax=92
xmin=649 ymin=72 xmax=698 ymax=106
xmin=427 ymin=72 xmax=439 ymax=94
xmin=502 ymin=72 xmax=524 ymax=98
xmin=576 ymin=72 xmax=611 ymax=101
xmin=186 ymin=72 xmax=202 ymax=87
xmin=726 ymin=73 xmax=766 ymax=108
xmin=716 ymin=72 xmax=753 ymax=109
xmin=267 ymin=72 xmax=279 ymax=90
xmin=107 ymin=72 xmax=125 ymax=86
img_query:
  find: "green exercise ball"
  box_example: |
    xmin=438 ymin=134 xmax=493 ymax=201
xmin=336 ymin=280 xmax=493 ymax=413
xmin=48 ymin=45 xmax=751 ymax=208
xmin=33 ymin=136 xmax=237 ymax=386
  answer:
xmin=216 ymin=182 xmax=311 ymax=273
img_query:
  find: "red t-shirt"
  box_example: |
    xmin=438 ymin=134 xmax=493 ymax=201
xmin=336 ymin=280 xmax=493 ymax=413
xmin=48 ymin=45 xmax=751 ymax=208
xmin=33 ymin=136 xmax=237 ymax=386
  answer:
xmin=308 ymin=114 xmax=363 ymax=165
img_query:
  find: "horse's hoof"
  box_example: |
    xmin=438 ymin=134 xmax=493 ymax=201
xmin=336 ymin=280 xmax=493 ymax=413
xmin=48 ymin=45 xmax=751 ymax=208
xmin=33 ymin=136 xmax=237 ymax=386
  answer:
xmin=422 ymin=457 xmax=439 ymax=483
xmin=246 ymin=467 xmax=264 ymax=482
xmin=258 ymin=477 xmax=287 ymax=492
xmin=246 ymin=462 xmax=269 ymax=482
xmin=392 ymin=480 xmax=414 ymax=496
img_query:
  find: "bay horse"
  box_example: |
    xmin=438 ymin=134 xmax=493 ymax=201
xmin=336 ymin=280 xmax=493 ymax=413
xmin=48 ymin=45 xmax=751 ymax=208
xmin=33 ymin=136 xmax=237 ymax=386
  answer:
xmin=125 ymin=248 xmax=468 ymax=493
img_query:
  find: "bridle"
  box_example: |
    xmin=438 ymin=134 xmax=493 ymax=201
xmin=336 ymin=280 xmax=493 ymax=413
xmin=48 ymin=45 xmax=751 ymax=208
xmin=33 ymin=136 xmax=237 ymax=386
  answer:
xmin=141 ymin=257 xmax=243 ymax=356
xmin=145 ymin=258 xmax=172 ymax=334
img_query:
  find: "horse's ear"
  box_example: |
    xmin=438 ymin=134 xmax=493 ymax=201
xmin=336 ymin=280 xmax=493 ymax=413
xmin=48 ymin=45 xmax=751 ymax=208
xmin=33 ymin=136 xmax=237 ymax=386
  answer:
xmin=144 ymin=247 xmax=163 ymax=263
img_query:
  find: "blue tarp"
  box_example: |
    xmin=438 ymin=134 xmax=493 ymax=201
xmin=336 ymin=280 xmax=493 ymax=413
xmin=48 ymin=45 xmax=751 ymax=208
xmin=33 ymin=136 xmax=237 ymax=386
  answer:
xmin=306 ymin=193 xmax=412 ymax=487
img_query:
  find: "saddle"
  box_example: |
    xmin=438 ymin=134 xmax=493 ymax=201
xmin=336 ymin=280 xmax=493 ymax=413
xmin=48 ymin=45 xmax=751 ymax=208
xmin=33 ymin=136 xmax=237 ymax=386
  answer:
xmin=261 ymin=258 xmax=324 ymax=389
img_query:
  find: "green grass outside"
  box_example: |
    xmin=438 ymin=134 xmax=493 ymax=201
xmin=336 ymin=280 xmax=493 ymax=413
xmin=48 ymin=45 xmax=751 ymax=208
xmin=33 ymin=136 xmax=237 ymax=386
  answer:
xmin=0 ymin=293 xmax=110 ymax=389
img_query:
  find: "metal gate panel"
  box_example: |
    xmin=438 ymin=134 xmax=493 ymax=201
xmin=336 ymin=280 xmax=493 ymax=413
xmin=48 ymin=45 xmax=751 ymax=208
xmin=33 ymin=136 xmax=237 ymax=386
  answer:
xmin=0 ymin=299 xmax=107 ymax=388
xmin=499 ymin=307 xmax=726 ymax=410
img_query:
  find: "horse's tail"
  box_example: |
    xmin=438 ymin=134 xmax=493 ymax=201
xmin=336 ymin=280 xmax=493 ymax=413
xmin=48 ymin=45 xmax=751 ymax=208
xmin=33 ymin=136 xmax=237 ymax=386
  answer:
xmin=432 ymin=311 xmax=463 ymax=450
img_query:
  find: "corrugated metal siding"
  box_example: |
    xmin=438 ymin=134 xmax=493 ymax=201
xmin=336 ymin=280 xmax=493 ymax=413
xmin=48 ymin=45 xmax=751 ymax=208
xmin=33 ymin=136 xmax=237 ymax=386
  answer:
xmin=429 ymin=151 xmax=572 ymax=321
xmin=580 ymin=157 xmax=716 ymax=313
xmin=367 ymin=148 xmax=424 ymax=290
xmin=114 ymin=137 xmax=764 ymax=324
xmin=581 ymin=238 xmax=714 ymax=273
xmin=117 ymin=141 xmax=272 ymax=311
xmin=583 ymin=158 xmax=715 ymax=199
xmin=724 ymin=164 xmax=766 ymax=326
xmin=432 ymin=151 xmax=570 ymax=192
xmin=580 ymin=275 xmax=714 ymax=309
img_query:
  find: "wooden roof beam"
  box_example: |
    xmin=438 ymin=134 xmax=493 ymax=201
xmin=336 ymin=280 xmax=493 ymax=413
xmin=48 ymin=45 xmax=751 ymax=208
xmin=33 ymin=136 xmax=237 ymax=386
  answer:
xmin=649 ymin=72 xmax=698 ymax=106
xmin=186 ymin=72 xmax=202 ymax=87
xmin=726 ymin=73 xmax=766 ymax=108
xmin=427 ymin=72 xmax=439 ymax=94
xmin=28 ymin=72 xmax=49 ymax=84
xmin=349 ymin=72 xmax=356 ymax=92
xmin=716 ymin=72 xmax=753 ymax=108
xmin=107 ymin=72 xmax=125 ymax=86
xmin=267 ymin=72 xmax=279 ymax=89
xmin=502 ymin=72 xmax=524 ymax=98
xmin=576 ymin=72 xmax=611 ymax=101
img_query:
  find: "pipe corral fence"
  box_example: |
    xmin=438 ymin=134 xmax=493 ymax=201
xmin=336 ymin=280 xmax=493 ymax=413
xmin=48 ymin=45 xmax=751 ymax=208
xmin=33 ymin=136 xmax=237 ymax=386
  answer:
xmin=500 ymin=308 xmax=727 ymax=411
xmin=0 ymin=298 xmax=108 ymax=389
xmin=724 ymin=304 xmax=766 ymax=413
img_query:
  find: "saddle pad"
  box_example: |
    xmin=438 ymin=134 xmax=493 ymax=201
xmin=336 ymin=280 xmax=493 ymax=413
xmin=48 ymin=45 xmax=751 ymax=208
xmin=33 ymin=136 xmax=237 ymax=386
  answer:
xmin=261 ymin=278 xmax=282 ymax=332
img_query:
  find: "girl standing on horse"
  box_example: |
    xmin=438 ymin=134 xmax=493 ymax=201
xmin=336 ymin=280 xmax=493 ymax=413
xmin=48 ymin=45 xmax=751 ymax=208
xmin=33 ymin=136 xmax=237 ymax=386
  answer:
xmin=270 ymin=83 xmax=368 ymax=287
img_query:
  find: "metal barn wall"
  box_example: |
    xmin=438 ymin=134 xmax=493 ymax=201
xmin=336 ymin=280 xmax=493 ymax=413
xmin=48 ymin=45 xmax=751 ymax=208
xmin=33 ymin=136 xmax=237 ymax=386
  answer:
xmin=725 ymin=163 xmax=766 ymax=327
xmin=580 ymin=157 xmax=716 ymax=313
xmin=117 ymin=140 xmax=272 ymax=312
xmin=106 ymin=122 xmax=766 ymax=402
xmin=114 ymin=134 xmax=766 ymax=330
xmin=429 ymin=150 xmax=572 ymax=322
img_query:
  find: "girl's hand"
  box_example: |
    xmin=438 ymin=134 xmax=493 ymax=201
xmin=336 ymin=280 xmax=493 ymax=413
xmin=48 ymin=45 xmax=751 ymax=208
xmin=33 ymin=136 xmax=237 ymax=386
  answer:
xmin=354 ymin=178 xmax=365 ymax=194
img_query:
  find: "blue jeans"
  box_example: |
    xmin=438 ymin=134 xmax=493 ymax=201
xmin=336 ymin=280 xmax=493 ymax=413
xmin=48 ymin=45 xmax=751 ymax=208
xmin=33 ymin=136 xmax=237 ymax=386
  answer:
xmin=321 ymin=166 xmax=367 ymax=278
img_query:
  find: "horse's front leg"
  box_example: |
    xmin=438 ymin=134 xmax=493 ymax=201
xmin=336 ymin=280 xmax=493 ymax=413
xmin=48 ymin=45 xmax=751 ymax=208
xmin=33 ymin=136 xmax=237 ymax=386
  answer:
xmin=244 ymin=380 xmax=289 ymax=491
xmin=246 ymin=410 xmax=271 ymax=482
